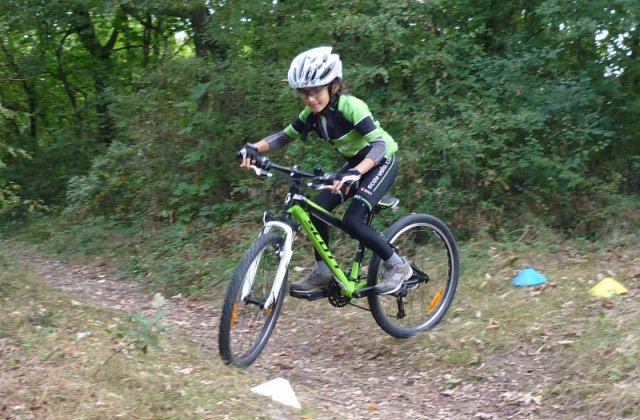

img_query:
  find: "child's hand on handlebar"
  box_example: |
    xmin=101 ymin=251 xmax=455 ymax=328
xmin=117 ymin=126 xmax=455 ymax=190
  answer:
xmin=238 ymin=144 xmax=260 ymax=170
xmin=332 ymin=167 xmax=361 ymax=195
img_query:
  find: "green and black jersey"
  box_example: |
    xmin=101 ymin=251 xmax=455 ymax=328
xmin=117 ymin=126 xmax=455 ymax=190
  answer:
xmin=264 ymin=94 xmax=401 ymax=260
xmin=275 ymin=95 xmax=397 ymax=166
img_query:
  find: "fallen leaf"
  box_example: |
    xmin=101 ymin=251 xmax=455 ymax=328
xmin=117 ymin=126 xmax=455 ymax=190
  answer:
xmin=474 ymin=413 xmax=496 ymax=419
xmin=600 ymin=299 xmax=615 ymax=308
xmin=273 ymin=362 xmax=294 ymax=370
xmin=76 ymin=331 xmax=92 ymax=340
xmin=486 ymin=319 xmax=500 ymax=329
xmin=177 ymin=367 xmax=193 ymax=375
xmin=151 ymin=293 xmax=166 ymax=309
xmin=519 ymin=393 xmax=541 ymax=405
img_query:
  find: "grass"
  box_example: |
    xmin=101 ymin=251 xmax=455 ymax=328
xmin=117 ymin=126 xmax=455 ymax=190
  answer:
xmin=5 ymin=212 xmax=640 ymax=417
xmin=0 ymin=253 xmax=314 ymax=419
xmin=14 ymin=214 xmax=252 ymax=297
xmin=427 ymin=236 xmax=640 ymax=417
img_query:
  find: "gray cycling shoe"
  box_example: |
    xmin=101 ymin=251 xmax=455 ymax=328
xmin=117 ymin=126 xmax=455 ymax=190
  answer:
xmin=290 ymin=268 xmax=333 ymax=293
xmin=375 ymin=259 xmax=413 ymax=295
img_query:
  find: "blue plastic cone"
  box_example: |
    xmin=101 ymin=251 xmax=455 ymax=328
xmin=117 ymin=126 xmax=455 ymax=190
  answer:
xmin=512 ymin=268 xmax=547 ymax=286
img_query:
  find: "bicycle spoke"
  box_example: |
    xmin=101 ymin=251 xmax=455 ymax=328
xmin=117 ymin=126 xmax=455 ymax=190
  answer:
xmin=368 ymin=214 xmax=459 ymax=338
xmin=219 ymin=233 xmax=287 ymax=366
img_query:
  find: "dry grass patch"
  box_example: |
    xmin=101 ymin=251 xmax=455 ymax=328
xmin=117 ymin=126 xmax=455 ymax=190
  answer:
xmin=0 ymin=260 xmax=312 ymax=419
xmin=409 ymin=239 xmax=640 ymax=417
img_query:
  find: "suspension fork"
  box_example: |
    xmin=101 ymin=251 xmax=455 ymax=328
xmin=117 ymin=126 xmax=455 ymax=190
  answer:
xmin=241 ymin=220 xmax=295 ymax=309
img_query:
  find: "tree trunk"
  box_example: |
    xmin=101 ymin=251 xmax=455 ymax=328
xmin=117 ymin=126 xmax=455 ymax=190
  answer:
xmin=0 ymin=41 xmax=38 ymax=145
xmin=69 ymin=5 xmax=126 ymax=144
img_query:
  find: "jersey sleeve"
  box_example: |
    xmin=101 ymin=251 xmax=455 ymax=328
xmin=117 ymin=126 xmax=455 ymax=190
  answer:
xmin=343 ymin=96 xmax=384 ymax=142
xmin=283 ymin=106 xmax=313 ymax=139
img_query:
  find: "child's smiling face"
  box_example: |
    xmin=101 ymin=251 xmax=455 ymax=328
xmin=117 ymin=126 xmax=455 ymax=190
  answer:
xmin=298 ymin=86 xmax=330 ymax=114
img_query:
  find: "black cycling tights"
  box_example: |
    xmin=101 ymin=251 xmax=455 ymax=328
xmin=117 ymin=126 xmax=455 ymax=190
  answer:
xmin=311 ymin=191 xmax=394 ymax=262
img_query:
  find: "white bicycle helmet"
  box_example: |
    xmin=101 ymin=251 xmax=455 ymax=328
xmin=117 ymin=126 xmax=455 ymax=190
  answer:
xmin=287 ymin=46 xmax=343 ymax=89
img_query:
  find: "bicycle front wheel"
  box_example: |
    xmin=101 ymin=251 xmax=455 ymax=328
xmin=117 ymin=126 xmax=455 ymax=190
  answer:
xmin=219 ymin=232 xmax=287 ymax=367
xmin=368 ymin=213 xmax=459 ymax=338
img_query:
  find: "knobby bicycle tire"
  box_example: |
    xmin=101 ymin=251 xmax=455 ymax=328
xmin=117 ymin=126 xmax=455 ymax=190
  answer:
xmin=367 ymin=213 xmax=459 ymax=338
xmin=219 ymin=232 xmax=287 ymax=367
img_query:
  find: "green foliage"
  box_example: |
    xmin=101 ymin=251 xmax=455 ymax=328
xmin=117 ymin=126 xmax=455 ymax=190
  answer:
xmin=2 ymin=0 xmax=640 ymax=257
xmin=0 ymin=182 xmax=48 ymax=221
xmin=25 ymin=213 xmax=245 ymax=296
xmin=100 ymin=293 xmax=167 ymax=372
xmin=126 ymin=293 xmax=168 ymax=354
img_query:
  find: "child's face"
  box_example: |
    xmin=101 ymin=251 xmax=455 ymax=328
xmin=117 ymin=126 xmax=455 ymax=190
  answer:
xmin=298 ymin=86 xmax=330 ymax=114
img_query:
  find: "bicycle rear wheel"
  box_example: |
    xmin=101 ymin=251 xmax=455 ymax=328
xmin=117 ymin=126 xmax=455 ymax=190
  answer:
xmin=368 ymin=213 xmax=459 ymax=338
xmin=219 ymin=232 xmax=286 ymax=367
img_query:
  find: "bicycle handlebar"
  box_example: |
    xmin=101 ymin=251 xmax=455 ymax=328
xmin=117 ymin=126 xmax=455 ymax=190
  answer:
xmin=249 ymin=156 xmax=335 ymax=185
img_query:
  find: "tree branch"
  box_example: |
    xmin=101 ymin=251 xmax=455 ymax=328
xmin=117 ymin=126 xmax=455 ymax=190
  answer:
xmin=0 ymin=74 xmax=50 ymax=82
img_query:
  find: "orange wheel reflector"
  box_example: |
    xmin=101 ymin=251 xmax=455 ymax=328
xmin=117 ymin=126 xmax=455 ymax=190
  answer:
xmin=427 ymin=288 xmax=444 ymax=314
xmin=266 ymin=307 xmax=273 ymax=317
xmin=230 ymin=303 xmax=238 ymax=331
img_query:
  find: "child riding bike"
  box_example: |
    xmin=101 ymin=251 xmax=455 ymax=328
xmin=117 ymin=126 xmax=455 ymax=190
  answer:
xmin=239 ymin=46 xmax=410 ymax=295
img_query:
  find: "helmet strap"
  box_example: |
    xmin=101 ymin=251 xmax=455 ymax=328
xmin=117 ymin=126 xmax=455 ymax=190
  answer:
xmin=329 ymin=93 xmax=339 ymax=109
xmin=300 ymin=115 xmax=314 ymax=141
xmin=328 ymin=79 xmax=341 ymax=109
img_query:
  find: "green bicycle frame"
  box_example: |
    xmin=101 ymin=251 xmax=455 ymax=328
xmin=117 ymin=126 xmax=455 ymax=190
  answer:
xmin=287 ymin=202 xmax=369 ymax=298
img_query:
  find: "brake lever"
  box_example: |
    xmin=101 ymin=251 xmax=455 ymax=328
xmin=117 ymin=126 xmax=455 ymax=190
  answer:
xmin=307 ymin=183 xmax=333 ymax=190
xmin=307 ymin=172 xmax=336 ymax=190
xmin=250 ymin=165 xmax=272 ymax=177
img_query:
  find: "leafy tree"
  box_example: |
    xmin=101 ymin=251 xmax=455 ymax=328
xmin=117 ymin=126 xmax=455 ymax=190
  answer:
xmin=1 ymin=0 xmax=638 ymax=237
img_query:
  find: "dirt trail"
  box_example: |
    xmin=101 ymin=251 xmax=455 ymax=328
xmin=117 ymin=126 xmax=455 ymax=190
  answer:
xmin=27 ymin=254 xmax=551 ymax=419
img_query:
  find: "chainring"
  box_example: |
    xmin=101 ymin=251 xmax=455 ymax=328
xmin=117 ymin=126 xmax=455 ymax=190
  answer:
xmin=327 ymin=282 xmax=350 ymax=308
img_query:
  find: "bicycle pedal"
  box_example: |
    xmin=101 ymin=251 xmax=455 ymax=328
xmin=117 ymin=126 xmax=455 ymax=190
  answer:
xmin=404 ymin=278 xmax=420 ymax=291
xmin=352 ymin=286 xmax=377 ymax=298
xmin=289 ymin=289 xmax=328 ymax=301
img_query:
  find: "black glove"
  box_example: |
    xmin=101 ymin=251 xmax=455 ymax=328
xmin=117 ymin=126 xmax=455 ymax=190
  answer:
xmin=237 ymin=143 xmax=260 ymax=161
xmin=335 ymin=167 xmax=362 ymax=195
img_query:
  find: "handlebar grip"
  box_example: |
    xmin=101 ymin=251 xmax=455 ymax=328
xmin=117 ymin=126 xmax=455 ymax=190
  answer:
xmin=250 ymin=165 xmax=273 ymax=177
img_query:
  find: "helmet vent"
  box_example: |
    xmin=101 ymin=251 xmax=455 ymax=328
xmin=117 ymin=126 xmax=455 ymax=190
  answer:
xmin=287 ymin=46 xmax=342 ymax=88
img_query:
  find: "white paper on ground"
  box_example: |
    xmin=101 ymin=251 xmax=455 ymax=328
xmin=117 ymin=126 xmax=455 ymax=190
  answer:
xmin=250 ymin=377 xmax=301 ymax=409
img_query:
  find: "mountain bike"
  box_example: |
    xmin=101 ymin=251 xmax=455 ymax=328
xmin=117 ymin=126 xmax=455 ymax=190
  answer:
xmin=218 ymin=156 xmax=459 ymax=367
